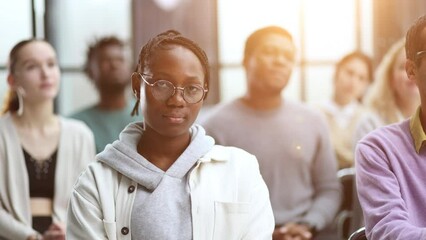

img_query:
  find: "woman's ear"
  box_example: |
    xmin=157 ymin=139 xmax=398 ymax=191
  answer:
xmin=406 ymin=59 xmax=417 ymax=81
xmin=7 ymin=74 xmax=17 ymax=89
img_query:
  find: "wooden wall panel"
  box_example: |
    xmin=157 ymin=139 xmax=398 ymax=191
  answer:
xmin=132 ymin=0 xmax=219 ymax=104
xmin=373 ymin=0 xmax=426 ymax=67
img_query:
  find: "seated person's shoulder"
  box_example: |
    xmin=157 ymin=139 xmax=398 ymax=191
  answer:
xmin=358 ymin=120 xmax=410 ymax=152
xmin=290 ymin=99 xmax=322 ymax=115
xmin=206 ymin=145 xmax=259 ymax=168
xmin=0 ymin=113 xmax=10 ymax=127
xmin=200 ymin=101 xmax=241 ymax=122
xmin=358 ymin=109 xmax=381 ymax=122
xmin=69 ymin=105 xmax=98 ymax=120
xmin=289 ymin=100 xmax=330 ymax=125
xmin=72 ymin=160 xmax=118 ymax=200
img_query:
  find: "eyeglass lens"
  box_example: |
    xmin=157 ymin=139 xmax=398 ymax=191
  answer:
xmin=152 ymin=80 xmax=204 ymax=103
xmin=131 ymin=72 xmax=206 ymax=103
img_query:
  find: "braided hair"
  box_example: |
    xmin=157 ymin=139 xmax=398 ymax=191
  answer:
xmin=132 ymin=30 xmax=210 ymax=116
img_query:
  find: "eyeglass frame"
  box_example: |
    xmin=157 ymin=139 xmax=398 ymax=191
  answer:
xmin=134 ymin=72 xmax=208 ymax=104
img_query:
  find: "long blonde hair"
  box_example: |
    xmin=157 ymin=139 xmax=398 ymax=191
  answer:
xmin=362 ymin=38 xmax=405 ymax=124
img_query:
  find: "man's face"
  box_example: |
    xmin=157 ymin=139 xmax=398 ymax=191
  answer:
xmin=91 ymin=45 xmax=131 ymax=90
xmin=407 ymin=28 xmax=426 ymax=109
xmin=244 ymin=33 xmax=296 ymax=96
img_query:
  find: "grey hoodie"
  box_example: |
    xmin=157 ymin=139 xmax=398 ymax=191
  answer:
xmin=97 ymin=122 xmax=214 ymax=239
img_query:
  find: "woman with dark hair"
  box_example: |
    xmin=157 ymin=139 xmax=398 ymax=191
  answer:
xmin=67 ymin=30 xmax=274 ymax=239
xmin=318 ymin=51 xmax=373 ymax=169
xmin=0 ymin=39 xmax=95 ymax=240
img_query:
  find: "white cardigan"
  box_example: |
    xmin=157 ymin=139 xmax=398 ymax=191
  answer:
xmin=0 ymin=113 xmax=96 ymax=240
xmin=67 ymin=145 xmax=275 ymax=240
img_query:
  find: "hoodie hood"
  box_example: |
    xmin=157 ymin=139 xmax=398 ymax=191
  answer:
xmin=97 ymin=122 xmax=215 ymax=191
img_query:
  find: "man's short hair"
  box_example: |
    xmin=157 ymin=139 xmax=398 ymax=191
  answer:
xmin=84 ymin=36 xmax=125 ymax=80
xmin=243 ymin=26 xmax=294 ymax=64
xmin=405 ymin=15 xmax=426 ymax=63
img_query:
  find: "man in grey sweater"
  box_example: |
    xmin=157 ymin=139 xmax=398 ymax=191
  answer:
xmin=202 ymin=26 xmax=342 ymax=240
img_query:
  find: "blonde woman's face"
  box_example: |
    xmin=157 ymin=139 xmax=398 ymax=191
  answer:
xmin=12 ymin=41 xmax=60 ymax=102
xmin=391 ymin=48 xmax=419 ymax=103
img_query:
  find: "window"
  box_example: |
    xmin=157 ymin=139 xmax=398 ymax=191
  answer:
xmin=50 ymin=0 xmax=132 ymax=115
xmin=0 ymin=0 xmax=32 ymax=106
xmin=217 ymin=0 xmax=372 ymax=104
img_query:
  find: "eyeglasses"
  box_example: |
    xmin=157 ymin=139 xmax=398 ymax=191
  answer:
xmin=132 ymin=72 xmax=208 ymax=104
xmin=416 ymin=50 xmax=426 ymax=62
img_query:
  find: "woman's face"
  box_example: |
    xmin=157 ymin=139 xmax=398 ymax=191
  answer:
xmin=10 ymin=41 xmax=60 ymax=103
xmin=335 ymin=58 xmax=370 ymax=102
xmin=140 ymin=45 xmax=205 ymax=138
xmin=391 ymin=48 xmax=419 ymax=103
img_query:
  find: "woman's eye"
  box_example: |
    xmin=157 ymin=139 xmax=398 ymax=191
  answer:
xmin=187 ymin=85 xmax=200 ymax=92
xmin=156 ymin=81 xmax=168 ymax=87
xmin=48 ymin=61 xmax=57 ymax=68
xmin=26 ymin=64 xmax=36 ymax=70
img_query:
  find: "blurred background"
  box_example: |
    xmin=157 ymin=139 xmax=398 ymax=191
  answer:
xmin=1 ymin=0 xmax=425 ymax=116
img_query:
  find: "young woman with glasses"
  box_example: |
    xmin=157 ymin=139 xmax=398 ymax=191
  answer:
xmin=67 ymin=30 xmax=274 ymax=239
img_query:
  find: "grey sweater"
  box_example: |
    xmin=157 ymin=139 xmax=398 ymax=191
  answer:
xmin=201 ymin=99 xmax=342 ymax=231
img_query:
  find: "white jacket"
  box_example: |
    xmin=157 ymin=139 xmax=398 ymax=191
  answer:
xmin=0 ymin=113 xmax=96 ymax=240
xmin=67 ymin=125 xmax=274 ymax=240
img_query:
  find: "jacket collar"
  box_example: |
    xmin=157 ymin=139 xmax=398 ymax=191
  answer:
xmin=410 ymin=106 xmax=426 ymax=153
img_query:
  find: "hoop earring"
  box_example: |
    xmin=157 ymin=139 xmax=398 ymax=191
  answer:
xmin=16 ymin=86 xmax=25 ymax=116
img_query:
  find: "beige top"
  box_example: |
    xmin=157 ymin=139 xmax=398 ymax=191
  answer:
xmin=319 ymin=101 xmax=367 ymax=169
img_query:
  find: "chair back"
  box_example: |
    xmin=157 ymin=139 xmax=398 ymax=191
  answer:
xmin=336 ymin=167 xmax=356 ymax=239
xmin=348 ymin=227 xmax=366 ymax=240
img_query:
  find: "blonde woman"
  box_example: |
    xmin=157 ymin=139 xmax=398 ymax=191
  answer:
xmin=354 ymin=38 xmax=420 ymax=143
xmin=0 ymin=39 xmax=95 ymax=240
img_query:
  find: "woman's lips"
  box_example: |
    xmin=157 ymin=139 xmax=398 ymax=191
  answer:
xmin=163 ymin=114 xmax=185 ymax=123
xmin=40 ymin=83 xmax=53 ymax=89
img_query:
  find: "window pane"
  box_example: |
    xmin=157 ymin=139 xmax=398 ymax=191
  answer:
xmin=305 ymin=65 xmax=334 ymax=104
xmin=361 ymin=0 xmax=373 ymax=55
xmin=215 ymin=0 xmax=372 ymax=105
xmin=285 ymin=67 xmax=301 ymax=101
xmin=58 ymin=72 xmax=98 ymax=116
xmin=50 ymin=0 xmax=132 ymax=115
xmin=0 ymin=0 xmax=32 ymax=65
xmin=219 ymin=67 xmax=246 ymax=103
xmin=53 ymin=0 xmax=132 ymax=68
xmin=218 ymin=0 xmax=301 ymax=64
xmin=304 ymin=0 xmax=356 ymax=60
